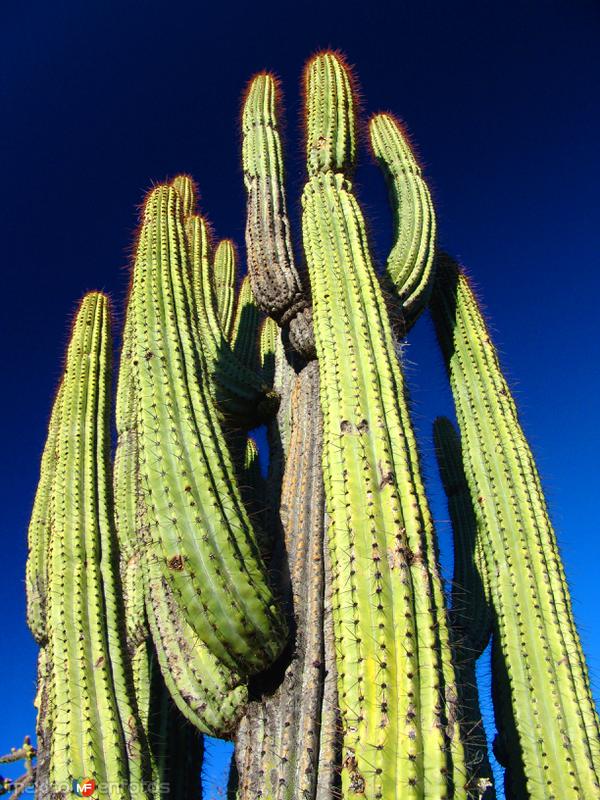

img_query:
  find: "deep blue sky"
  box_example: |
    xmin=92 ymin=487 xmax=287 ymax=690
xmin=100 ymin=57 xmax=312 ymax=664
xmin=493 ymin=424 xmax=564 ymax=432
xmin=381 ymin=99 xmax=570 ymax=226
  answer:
xmin=2 ymin=1 xmax=599 ymax=795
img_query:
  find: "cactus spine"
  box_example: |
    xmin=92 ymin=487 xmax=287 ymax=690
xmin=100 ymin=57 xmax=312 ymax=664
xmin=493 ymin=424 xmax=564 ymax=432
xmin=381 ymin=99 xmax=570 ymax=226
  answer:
xmin=302 ymin=52 xmax=466 ymax=799
xmin=430 ymin=256 xmax=600 ymax=798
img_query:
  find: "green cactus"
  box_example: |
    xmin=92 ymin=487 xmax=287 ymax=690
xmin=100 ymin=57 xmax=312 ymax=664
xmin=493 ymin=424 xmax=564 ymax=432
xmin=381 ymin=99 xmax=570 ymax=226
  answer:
xmin=125 ymin=183 xmax=286 ymax=674
xmin=302 ymin=52 xmax=466 ymax=799
xmin=25 ymin=381 xmax=63 ymax=646
xmin=42 ymin=292 xmax=148 ymax=798
xmin=184 ymin=205 xmax=278 ymax=426
xmin=430 ymin=255 xmax=600 ymax=799
xmin=369 ymin=113 xmax=436 ymax=331
xmin=213 ymin=239 xmax=237 ymax=339
xmin=433 ymin=417 xmax=495 ymax=798
xmin=242 ymin=73 xmax=314 ymax=358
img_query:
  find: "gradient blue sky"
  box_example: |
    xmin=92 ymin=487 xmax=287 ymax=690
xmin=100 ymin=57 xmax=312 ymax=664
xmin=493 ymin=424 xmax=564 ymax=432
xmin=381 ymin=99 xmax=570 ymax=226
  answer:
xmin=2 ymin=1 xmax=599 ymax=796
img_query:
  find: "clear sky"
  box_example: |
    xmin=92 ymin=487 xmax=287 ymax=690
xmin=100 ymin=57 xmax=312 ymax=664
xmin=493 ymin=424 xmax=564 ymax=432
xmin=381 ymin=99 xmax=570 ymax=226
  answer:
xmin=2 ymin=1 xmax=599 ymax=796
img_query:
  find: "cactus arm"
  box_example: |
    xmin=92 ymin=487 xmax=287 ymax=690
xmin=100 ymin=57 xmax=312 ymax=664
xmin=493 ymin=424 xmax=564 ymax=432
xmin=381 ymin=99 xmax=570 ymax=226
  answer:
xmin=46 ymin=293 xmax=140 ymax=797
xmin=242 ymin=73 xmax=314 ymax=358
xmin=129 ymin=185 xmax=286 ymax=674
xmin=259 ymin=316 xmax=278 ymax=387
xmin=25 ymin=381 xmax=63 ymax=645
xmin=229 ymin=275 xmax=262 ymax=373
xmin=301 ymin=52 xmax=466 ymax=799
xmin=433 ymin=417 xmax=495 ymax=798
xmin=170 ymin=174 xmax=197 ymax=217
xmin=143 ymin=550 xmax=247 ymax=737
xmin=433 ymin=417 xmax=492 ymax=657
xmin=430 ymin=256 xmax=600 ymax=798
xmin=369 ymin=113 xmax=436 ymax=330
xmin=213 ymin=239 xmax=237 ymax=338
xmin=185 ymin=212 xmax=277 ymax=425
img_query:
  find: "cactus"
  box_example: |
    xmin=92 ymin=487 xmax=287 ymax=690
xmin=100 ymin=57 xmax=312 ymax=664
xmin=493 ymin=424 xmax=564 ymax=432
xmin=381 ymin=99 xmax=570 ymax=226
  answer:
xmin=23 ymin=47 xmax=600 ymax=800
xmin=430 ymin=255 xmax=600 ymax=798
xmin=242 ymin=73 xmax=314 ymax=358
xmin=34 ymin=293 xmax=148 ymax=798
xmin=213 ymin=239 xmax=237 ymax=339
xmin=125 ymin=183 xmax=286 ymax=674
xmin=0 ymin=738 xmax=36 ymax=799
xmin=302 ymin=52 xmax=466 ymax=799
xmin=369 ymin=113 xmax=436 ymax=331
xmin=433 ymin=417 xmax=495 ymax=798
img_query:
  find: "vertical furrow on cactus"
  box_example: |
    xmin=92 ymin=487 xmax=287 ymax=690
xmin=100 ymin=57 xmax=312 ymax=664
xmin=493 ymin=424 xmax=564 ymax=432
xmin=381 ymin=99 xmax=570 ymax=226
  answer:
xmin=213 ymin=239 xmax=237 ymax=339
xmin=431 ymin=257 xmax=600 ymax=798
xmin=369 ymin=113 xmax=436 ymax=330
xmin=26 ymin=381 xmax=64 ymax=646
xmin=46 ymin=293 xmax=136 ymax=797
xmin=301 ymin=51 xmax=466 ymax=799
xmin=242 ymin=73 xmax=314 ymax=358
xmin=130 ymin=185 xmax=286 ymax=673
xmin=433 ymin=417 xmax=495 ymax=798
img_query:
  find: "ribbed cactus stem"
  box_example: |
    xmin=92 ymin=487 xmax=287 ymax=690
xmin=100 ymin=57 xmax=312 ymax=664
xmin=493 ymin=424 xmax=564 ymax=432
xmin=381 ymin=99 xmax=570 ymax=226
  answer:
xmin=234 ymin=362 xmax=339 ymax=800
xmin=128 ymin=184 xmax=286 ymax=674
xmin=46 ymin=292 xmax=147 ymax=798
xmin=230 ymin=274 xmax=261 ymax=373
xmin=185 ymin=212 xmax=278 ymax=425
xmin=25 ymin=381 xmax=63 ymax=645
xmin=259 ymin=316 xmax=278 ymax=387
xmin=213 ymin=239 xmax=237 ymax=339
xmin=433 ymin=417 xmax=495 ymax=799
xmin=305 ymin=52 xmax=356 ymax=176
xmin=369 ymin=113 xmax=436 ymax=330
xmin=430 ymin=256 xmax=600 ymax=799
xmin=170 ymin=174 xmax=197 ymax=217
xmin=242 ymin=73 xmax=314 ymax=358
xmin=301 ymin=52 xmax=466 ymax=799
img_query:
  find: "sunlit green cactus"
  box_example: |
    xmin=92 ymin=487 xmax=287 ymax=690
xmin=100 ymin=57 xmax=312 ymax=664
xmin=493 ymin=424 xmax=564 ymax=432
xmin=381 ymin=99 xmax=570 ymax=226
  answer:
xmin=430 ymin=255 xmax=600 ymax=799
xmin=23 ymin=46 xmax=599 ymax=800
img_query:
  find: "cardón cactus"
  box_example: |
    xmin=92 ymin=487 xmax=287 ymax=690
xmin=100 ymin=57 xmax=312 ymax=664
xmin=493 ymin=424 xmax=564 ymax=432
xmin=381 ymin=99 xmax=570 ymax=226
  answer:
xmin=21 ymin=47 xmax=599 ymax=800
xmin=430 ymin=255 xmax=600 ymax=799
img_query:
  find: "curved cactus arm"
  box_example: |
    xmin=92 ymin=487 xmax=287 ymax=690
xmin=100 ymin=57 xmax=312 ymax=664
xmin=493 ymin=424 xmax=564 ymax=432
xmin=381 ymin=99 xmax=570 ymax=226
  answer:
xmin=433 ymin=417 xmax=495 ymax=799
xmin=213 ymin=239 xmax=237 ymax=339
xmin=185 ymin=212 xmax=278 ymax=426
xmin=242 ymin=73 xmax=314 ymax=358
xmin=369 ymin=113 xmax=436 ymax=330
xmin=234 ymin=362 xmax=339 ymax=800
xmin=25 ymin=381 xmax=63 ymax=645
xmin=143 ymin=549 xmax=248 ymax=737
xmin=128 ymin=184 xmax=287 ymax=675
xmin=430 ymin=255 xmax=600 ymax=798
xmin=301 ymin=51 xmax=467 ymax=800
xmin=46 ymin=293 xmax=147 ymax=798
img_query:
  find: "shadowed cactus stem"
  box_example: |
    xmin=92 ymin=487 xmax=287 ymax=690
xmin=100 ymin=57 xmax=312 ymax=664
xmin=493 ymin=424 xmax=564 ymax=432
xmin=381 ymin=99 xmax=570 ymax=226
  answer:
xmin=430 ymin=255 xmax=600 ymax=799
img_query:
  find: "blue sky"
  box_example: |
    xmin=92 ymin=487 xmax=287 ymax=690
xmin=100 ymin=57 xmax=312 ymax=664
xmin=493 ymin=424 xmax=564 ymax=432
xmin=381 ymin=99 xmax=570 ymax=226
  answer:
xmin=2 ymin=1 xmax=599 ymax=795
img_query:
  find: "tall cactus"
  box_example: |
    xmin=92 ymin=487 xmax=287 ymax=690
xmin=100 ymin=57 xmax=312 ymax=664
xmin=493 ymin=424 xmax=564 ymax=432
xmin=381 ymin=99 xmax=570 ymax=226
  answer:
xmin=301 ymin=52 xmax=466 ymax=799
xmin=430 ymin=255 xmax=600 ymax=799
xmin=42 ymin=293 xmax=148 ymax=799
xmin=125 ymin=183 xmax=286 ymax=674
